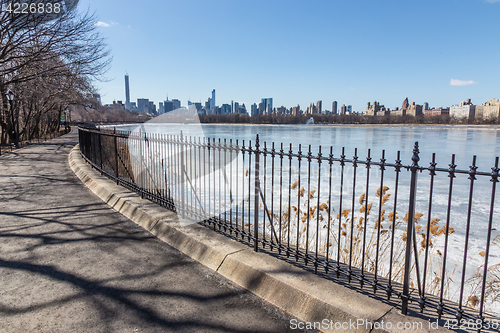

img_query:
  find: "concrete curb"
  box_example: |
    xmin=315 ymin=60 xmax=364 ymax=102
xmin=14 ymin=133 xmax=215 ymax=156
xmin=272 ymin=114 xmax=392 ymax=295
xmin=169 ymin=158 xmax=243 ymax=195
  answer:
xmin=68 ymin=145 xmax=447 ymax=333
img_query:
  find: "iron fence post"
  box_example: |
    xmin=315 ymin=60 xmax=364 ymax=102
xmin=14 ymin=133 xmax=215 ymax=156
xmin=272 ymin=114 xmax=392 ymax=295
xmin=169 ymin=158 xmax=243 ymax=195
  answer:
xmin=98 ymin=128 xmax=103 ymax=175
xmin=180 ymin=131 xmax=186 ymax=219
xmin=114 ymin=127 xmax=119 ymax=184
xmin=402 ymin=141 xmax=420 ymax=315
xmin=254 ymin=134 xmax=260 ymax=252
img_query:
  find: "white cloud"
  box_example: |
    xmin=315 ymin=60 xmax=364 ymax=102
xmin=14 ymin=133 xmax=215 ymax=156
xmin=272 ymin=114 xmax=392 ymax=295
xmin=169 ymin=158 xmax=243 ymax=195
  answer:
xmin=450 ymin=79 xmax=478 ymax=86
xmin=349 ymin=87 xmax=355 ymax=90
xmin=95 ymin=21 xmax=110 ymax=27
xmin=486 ymin=0 xmax=500 ymax=3
xmin=95 ymin=21 xmax=119 ymax=28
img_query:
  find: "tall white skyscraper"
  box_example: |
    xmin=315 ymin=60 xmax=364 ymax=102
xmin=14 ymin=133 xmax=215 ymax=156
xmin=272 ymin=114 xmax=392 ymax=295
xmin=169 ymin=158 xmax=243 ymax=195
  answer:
xmin=124 ymin=74 xmax=130 ymax=111
xmin=210 ymin=89 xmax=215 ymax=110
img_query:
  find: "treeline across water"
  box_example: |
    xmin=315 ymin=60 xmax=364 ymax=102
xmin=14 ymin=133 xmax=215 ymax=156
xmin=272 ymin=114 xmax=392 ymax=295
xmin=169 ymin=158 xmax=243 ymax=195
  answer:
xmin=199 ymin=113 xmax=500 ymax=125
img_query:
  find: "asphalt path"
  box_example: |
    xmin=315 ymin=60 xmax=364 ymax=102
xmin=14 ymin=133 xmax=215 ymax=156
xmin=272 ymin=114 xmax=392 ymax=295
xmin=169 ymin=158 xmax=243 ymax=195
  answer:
xmin=0 ymin=130 xmax=310 ymax=333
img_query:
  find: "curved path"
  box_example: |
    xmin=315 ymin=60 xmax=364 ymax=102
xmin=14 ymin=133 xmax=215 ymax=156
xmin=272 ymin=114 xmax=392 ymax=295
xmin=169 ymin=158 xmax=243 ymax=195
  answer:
xmin=0 ymin=131 xmax=304 ymax=333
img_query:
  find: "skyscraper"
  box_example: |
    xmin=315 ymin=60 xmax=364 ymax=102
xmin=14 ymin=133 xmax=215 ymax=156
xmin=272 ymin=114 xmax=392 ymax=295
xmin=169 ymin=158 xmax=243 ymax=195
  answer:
xmin=261 ymin=98 xmax=273 ymax=115
xmin=137 ymin=98 xmax=149 ymax=113
xmin=316 ymin=100 xmax=322 ymax=114
xmin=172 ymin=99 xmax=181 ymax=110
xmin=251 ymin=103 xmax=258 ymax=117
xmin=340 ymin=104 xmax=347 ymax=115
xmin=221 ymin=104 xmax=231 ymax=114
xmin=164 ymin=100 xmax=174 ymax=113
xmin=125 ymin=74 xmax=130 ymax=111
xmin=210 ymin=89 xmax=215 ymax=110
xmin=149 ymin=101 xmax=156 ymax=114
xmin=332 ymin=101 xmax=338 ymax=115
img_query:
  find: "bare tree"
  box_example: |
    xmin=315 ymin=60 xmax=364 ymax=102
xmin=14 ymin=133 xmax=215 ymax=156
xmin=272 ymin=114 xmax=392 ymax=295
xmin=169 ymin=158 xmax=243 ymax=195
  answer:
xmin=0 ymin=0 xmax=111 ymax=143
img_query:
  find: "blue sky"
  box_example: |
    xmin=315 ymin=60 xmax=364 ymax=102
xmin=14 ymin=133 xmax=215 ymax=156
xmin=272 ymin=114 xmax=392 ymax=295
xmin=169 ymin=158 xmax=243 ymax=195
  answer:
xmin=79 ymin=0 xmax=500 ymax=112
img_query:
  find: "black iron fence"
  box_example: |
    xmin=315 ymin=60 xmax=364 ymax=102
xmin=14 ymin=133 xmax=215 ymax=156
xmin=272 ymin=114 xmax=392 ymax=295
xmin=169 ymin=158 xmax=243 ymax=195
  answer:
xmin=78 ymin=125 xmax=500 ymax=330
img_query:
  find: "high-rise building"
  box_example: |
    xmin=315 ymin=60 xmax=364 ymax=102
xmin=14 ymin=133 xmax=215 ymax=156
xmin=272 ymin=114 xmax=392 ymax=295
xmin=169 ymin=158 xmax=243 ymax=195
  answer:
xmin=193 ymin=102 xmax=202 ymax=112
xmin=164 ymin=100 xmax=174 ymax=113
xmin=340 ymin=104 xmax=347 ymax=115
xmin=205 ymin=98 xmax=211 ymax=113
xmin=234 ymin=102 xmax=239 ymax=114
xmin=137 ymin=98 xmax=149 ymax=113
xmin=221 ymin=104 xmax=231 ymax=114
xmin=172 ymin=99 xmax=181 ymax=110
xmin=159 ymin=102 xmax=164 ymax=114
xmin=129 ymin=102 xmax=137 ymax=111
xmin=347 ymin=105 xmax=352 ymax=114
xmin=251 ymin=103 xmax=258 ymax=117
xmin=332 ymin=101 xmax=338 ymax=115
xmin=261 ymin=98 xmax=272 ymax=115
xmin=316 ymin=100 xmax=322 ymax=114
xmin=148 ymin=101 xmax=156 ymax=114
xmin=276 ymin=106 xmax=287 ymax=115
xmin=240 ymin=103 xmax=247 ymax=114
xmin=258 ymin=102 xmax=265 ymax=115
xmin=210 ymin=89 xmax=215 ymax=110
xmin=125 ymin=75 xmax=130 ymax=111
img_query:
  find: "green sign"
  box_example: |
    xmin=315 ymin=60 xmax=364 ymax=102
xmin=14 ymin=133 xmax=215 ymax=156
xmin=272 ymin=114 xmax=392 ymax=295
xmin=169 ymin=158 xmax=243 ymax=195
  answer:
xmin=60 ymin=116 xmax=65 ymax=121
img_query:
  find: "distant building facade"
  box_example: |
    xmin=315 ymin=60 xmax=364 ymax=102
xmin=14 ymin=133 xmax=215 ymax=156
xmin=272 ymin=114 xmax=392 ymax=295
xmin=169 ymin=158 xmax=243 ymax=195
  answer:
xmin=221 ymin=104 xmax=231 ymax=114
xmin=172 ymin=99 xmax=181 ymax=110
xmin=450 ymin=99 xmax=475 ymax=119
xmin=406 ymin=102 xmax=423 ymax=116
xmin=148 ymin=101 xmax=156 ymax=114
xmin=475 ymin=99 xmax=500 ymax=120
xmin=331 ymin=101 xmax=338 ymax=115
xmin=164 ymin=100 xmax=174 ymax=113
xmin=366 ymin=101 xmax=387 ymax=116
xmin=261 ymin=98 xmax=273 ymax=115
xmin=316 ymin=100 xmax=322 ymax=114
xmin=340 ymin=104 xmax=347 ymax=115
xmin=137 ymin=98 xmax=149 ymax=113
xmin=251 ymin=103 xmax=258 ymax=117
xmin=423 ymin=107 xmax=449 ymax=117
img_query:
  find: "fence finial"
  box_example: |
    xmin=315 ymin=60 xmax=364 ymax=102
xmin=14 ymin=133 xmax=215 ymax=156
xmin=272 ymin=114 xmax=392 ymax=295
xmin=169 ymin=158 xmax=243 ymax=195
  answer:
xmin=412 ymin=141 xmax=420 ymax=169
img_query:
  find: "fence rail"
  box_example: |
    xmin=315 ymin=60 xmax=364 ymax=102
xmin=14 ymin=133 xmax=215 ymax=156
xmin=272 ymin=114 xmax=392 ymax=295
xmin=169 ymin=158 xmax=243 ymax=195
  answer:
xmin=78 ymin=125 xmax=500 ymax=330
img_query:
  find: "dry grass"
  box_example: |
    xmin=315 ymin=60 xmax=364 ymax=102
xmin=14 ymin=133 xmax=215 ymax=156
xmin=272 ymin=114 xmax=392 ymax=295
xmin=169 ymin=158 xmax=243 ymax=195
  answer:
xmin=268 ymin=183 xmax=496 ymax=311
xmin=466 ymin=234 xmax=500 ymax=310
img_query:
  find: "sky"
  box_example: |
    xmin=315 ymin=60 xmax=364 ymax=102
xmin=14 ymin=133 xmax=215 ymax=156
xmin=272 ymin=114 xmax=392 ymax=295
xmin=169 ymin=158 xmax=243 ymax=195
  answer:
xmin=78 ymin=0 xmax=500 ymax=113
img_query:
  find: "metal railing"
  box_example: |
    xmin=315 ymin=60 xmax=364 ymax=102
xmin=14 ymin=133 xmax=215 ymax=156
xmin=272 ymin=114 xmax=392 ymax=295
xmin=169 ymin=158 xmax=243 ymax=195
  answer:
xmin=78 ymin=125 xmax=500 ymax=330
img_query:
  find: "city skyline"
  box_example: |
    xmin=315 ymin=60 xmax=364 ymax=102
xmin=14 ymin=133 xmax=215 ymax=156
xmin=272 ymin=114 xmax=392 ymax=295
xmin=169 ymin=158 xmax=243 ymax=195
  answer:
xmin=119 ymin=75 xmax=498 ymax=118
xmin=80 ymin=0 xmax=500 ymax=112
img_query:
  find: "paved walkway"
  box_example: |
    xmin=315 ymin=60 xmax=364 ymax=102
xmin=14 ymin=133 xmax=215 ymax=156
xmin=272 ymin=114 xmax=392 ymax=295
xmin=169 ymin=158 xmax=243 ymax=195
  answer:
xmin=0 ymin=130 xmax=304 ymax=333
